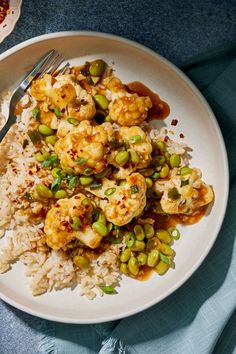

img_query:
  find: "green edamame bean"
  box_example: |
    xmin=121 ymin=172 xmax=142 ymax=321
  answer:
xmin=34 ymin=152 xmax=44 ymax=162
xmin=105 ymin=115 xmax=112 ymax=122
xmin=155 ymin=260 xmax=169 ymax=275
xmin=89 ymin=59 xmax=106 ymax=76
xmin=137 ymin=253 xmax=147 ymax=265
xmin=54 ymin=190 xmax=67 ymax=199
xmin=36 ymin=184 xmax=53 ymax=198
xmin=97 ymin=213 xmax=106 ymax=225
xmin=115 ymin=150 xmax=129 ymax=166
xmin=128 ymin=256 xmax=139 ymax=276
xmin=131 ymin=240 xmax=145 ymax=252
xmin=79 ymin=176 xmax=94 ymax=186
xmin=147 ymin=250 xmax=159 ymax=267
xmin=45 ymin=135 xmax=57 ymax=146
xmin=120 ymin=248 xmax=131 ymax=263
xmin=92 ymin=222 xmax=107 ymax=236
xmin=120 ymin=263 xmax=128 ymax=273
xmin=134 ymin=225 xmax=145 ymax=241
xmin=144 ymin=224 xmax=155 ymax=239
xmin=160 ymin=164 xmax=170 ymax=178
xmin=180 ymin=166 xmax=192 ymax=176
xmin=170 ymin=153 xmax=181 ymax=168
xmin=94 ymin=95 xmax=109 ymax=110
xmin=73 ymin=255 xmax=89 ymax=269
xmin=71 ymin=216 xmax=81 ymax=230
xmin=129 ymin=149 xmax=140 ymax=163
xmin=145 ymin=177 xmax=153 ymax=188
xmin=157 ymin=141 xmax=165 ymax=152
xmin=156 ymin=229 xmax=171 ymax=244
xmin=160 ymin=243 xmax=174 ymax=256
xmin=38 ymin=124 xmax=53 ymax=136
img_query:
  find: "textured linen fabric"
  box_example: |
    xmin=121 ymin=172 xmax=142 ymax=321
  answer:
xmin=35 ymin=42 xmax=236 ymax=354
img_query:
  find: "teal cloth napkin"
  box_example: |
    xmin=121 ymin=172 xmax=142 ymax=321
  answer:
xmin=38 ymin=42 xmax=236 ymax=354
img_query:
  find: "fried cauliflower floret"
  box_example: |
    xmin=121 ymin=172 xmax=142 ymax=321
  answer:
xmin=67 ymin=89 xmax=96 ymax=122
xmin=54 ymin=121 xmax=114 ymax=174
xmin=86 ymin=173 xmax=147 ymax=226
xmin=105 ymin=77 xmax=152 ymax=126
xmin=44 ymin=193 xmax=102 ymax=250
xmin=117 ymin=126 xmax=152 ymax=169
xmin=30 ymin=74 xmax=76 ymax=110
xmin=154 ymin=168 xmax=214 ymax=215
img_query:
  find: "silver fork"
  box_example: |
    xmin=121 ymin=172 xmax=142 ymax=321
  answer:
xmin=0 ymin=50 xmax=69 ymax=142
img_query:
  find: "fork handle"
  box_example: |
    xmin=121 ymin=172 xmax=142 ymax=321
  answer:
xmin=0 ymin=119 xmax=15 ymax=142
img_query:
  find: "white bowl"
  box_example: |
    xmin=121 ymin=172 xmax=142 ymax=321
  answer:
xmin=0 ymin=0 xmax=22 ymax=43
xmin=0 ymin=31 xmax=229 ymax=323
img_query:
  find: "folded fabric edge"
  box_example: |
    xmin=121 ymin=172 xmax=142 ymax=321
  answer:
xmin=98 ymin=336 xmax=134 ymax=354
xmin=37 ymin=321 xmax=55 ymax=354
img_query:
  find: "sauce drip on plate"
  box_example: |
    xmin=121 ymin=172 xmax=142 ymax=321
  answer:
xmin=127 ymin=81 xmax=170 ymax=120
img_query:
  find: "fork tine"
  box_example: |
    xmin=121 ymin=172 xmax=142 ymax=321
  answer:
xmin=48 ymin=55 xmax=65 ymax=76
xmin=56 ymin=62 xmax=70 ymax=76
xmin=38 ymin=53 xmax=60 ymax=77
xmin=20 ymin=50 xmax=56 ymax=91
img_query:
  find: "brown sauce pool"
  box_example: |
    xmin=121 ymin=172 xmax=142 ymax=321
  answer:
xmin=127 ymin=81 xmax=170 ymax=120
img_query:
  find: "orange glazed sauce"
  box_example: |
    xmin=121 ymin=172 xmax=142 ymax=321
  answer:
xmin=126 ymin=81 xmax=170 ymax=120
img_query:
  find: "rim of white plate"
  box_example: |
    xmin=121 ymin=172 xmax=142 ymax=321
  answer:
xmin=0 ymin=31 xmax=229 ymax=323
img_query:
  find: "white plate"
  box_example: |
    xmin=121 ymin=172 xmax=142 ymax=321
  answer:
xmin=0 ymin=0 xmax=22 ymax=43
xmin=0 ymin=32 xmax=229 ymax=323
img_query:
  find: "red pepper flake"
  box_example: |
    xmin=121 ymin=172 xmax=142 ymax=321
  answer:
xmin=171 ymin=119 xmax=178 ymax=126
xmin=179 ymin=133 xmax=185 ymax=139
xmin=164 ymin=136 xmax=169 ymax=142
xmin=29 ymin=170 xmax=33 ymax=175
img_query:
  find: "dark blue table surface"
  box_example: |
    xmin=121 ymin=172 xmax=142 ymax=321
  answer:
xmin=0 ymin=0 xmax=236 ymax=353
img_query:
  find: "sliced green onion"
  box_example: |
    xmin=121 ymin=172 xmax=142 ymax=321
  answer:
xmin=125 ymin=232 xmax=135 ymax=248
xmin=68 ymin=175 xmax=78 ymax=189
xmin=168 ymin=187 xmax=181 ymax=200
xmin=90 ymin=182 xmax=102 ymax=190
xmin=130 ymin=185 xmax=139 ymax=194
xmin=181 ymin=179 xmax=189 ymax=187
xmin=104 ymin=188 xmax=116 ymax=196
xmin=32 ymin=107 xmax=40 ymax=119
xmin=160 ymin=253 xmax=171 ymax=264
xmin=76 ymin=157 xmax=87 ymax=165
xmin=94 ymin=166 xmax=111 ymax=179
xmin=67 ymin=118 xmax=80 ymax=125
xmin=130 ymin=135 xmax=141 ymax=143
xmin=53 ymin=107 xmax=62 ymax=116
xmin=168 ymin=227 xmax=180 ymax=240
xmin=42 ymin=154 xmax=58 ymax=168
xmin=100 ymin=285 xmax=116 ymax=295
xmin=84 ymin=167 xmax=92 ymax=175
xmin=151 ymin=172 xmax=160 ymax=181
xmin=27 ymin=130 xmax=42 ymax=145
xmin=51 ymin=177 xmax=61 ymax=191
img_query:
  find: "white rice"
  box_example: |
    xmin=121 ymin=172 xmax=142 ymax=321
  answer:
xmin=0 ymin=93 xmax=189 ymax=299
